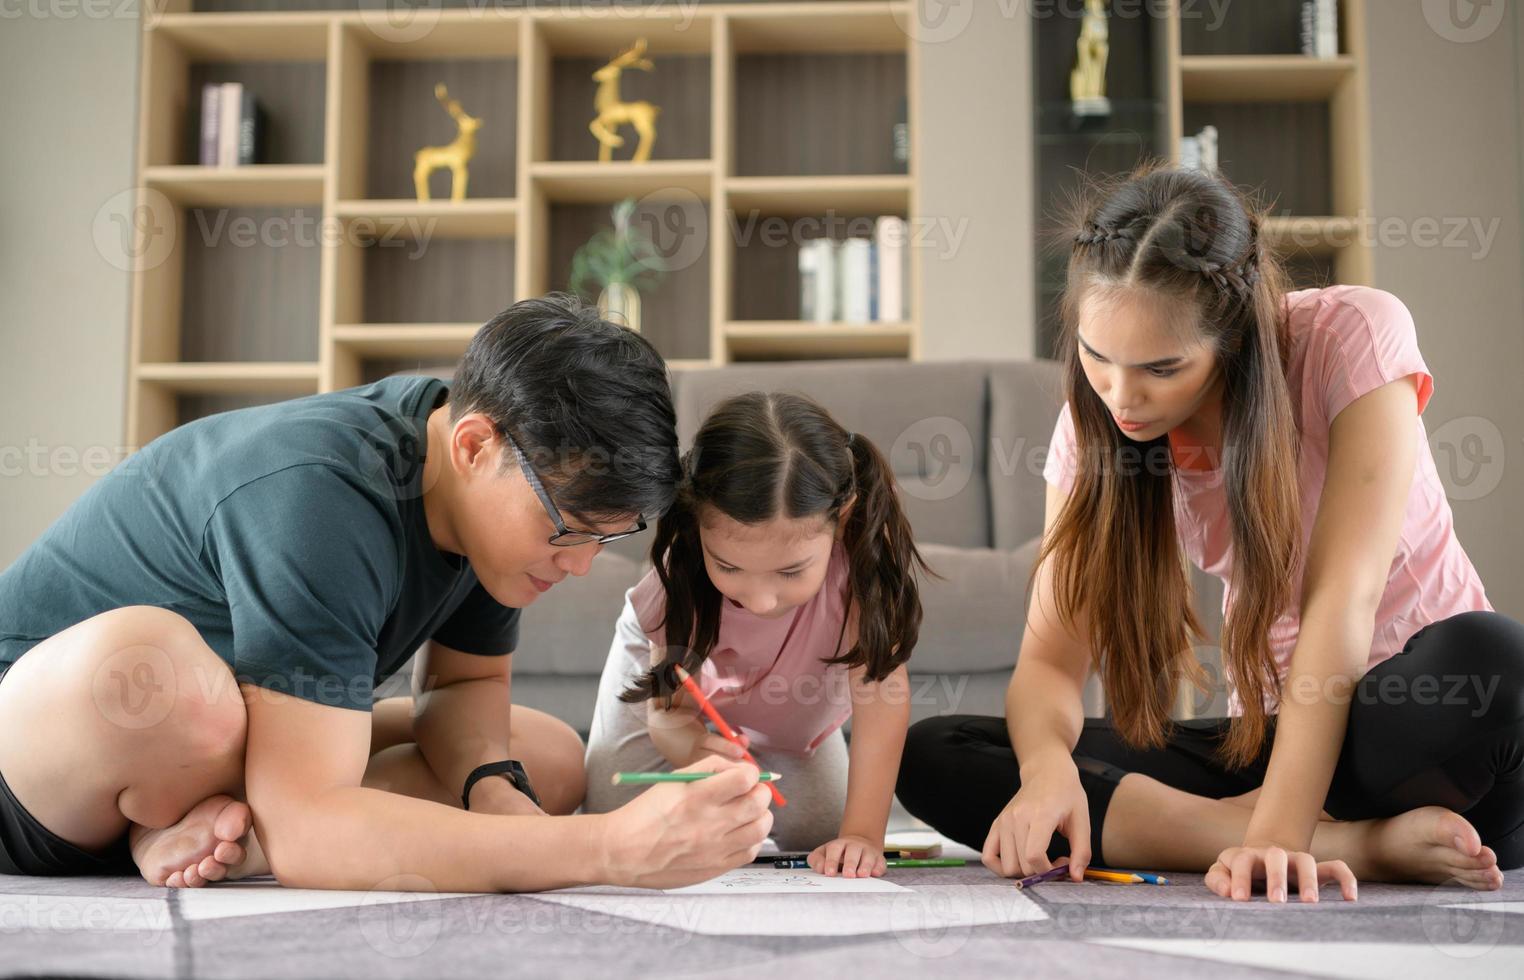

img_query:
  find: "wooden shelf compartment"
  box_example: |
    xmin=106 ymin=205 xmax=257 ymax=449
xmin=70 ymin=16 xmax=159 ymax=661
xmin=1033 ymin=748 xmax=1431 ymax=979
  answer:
xmin=332 ymin=199 xmax=518 ymax=238
xmin=1180 ymin=55 xmax=1357 ymax=103
xmin=727 ymin=2 xmax=911 ymax=54
xmin=331 ymin=323 xmax=480 ymax=359
xmin=724 ymin=175 xmax=910 ymax=216
xmin=725 ymin=321 xmax=913 ymax=360
xmin=136 ymin=361 xmax=321 ymax=395
xmin=148 ymin=13 xmax=331 ymax=61
xmin=143 ymin=165 xmax=326 ymax=207
xmin=530 ymin=160 xmax=714 ymax=203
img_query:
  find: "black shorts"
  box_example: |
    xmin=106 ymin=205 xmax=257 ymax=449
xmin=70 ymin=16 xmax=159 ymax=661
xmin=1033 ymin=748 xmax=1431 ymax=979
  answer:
xmin=0 ymin=659 xmax=138 ymax=877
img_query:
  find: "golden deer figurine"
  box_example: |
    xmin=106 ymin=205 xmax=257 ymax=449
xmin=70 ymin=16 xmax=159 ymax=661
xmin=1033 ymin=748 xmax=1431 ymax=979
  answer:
xmin=413 ymin=84 xmax=482 ymax=202
xmin=589 ymin=39 xmax=661 ymax=164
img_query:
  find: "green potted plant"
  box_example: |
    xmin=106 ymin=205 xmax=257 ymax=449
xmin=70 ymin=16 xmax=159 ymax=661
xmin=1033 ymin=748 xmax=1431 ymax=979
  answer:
xmin=568 ymin=197 xmax=667 ymax=333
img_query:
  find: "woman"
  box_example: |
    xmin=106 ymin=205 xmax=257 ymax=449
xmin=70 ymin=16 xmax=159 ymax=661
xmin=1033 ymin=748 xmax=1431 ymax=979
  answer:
xmin=897 ymin=164 xmax=1523 ymax=903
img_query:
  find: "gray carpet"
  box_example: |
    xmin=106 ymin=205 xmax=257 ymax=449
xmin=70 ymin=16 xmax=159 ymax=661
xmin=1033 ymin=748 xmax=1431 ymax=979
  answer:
xmin=1 ymin=847 xmax=1521 ymax=979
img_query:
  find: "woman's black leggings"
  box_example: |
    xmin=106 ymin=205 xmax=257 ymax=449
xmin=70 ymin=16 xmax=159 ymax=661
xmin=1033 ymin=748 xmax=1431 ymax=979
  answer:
xmin=896 ymin=610 xmax=1524 ymax=870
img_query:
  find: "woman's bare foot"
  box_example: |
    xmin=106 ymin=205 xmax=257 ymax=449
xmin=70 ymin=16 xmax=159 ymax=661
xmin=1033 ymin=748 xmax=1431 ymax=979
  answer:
xmin=1353 ymin=805 xmax=1504 ymax=890
xmin=128 ymin=794 xmax=254 ymax=888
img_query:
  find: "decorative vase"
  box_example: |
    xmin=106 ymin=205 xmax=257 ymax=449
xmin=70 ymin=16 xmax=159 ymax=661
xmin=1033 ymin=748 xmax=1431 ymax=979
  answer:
xmin=598 ymin=281 xmax=642 ymax=333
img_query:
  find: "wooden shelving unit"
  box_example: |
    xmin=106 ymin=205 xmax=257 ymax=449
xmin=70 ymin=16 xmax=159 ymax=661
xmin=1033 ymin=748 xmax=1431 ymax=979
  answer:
xmin=1163 ymin=0 xmax=1373 ymax=285
xmin=1032 ymin=0 xmax=1372 ymax=358
xmin=126 ymin=2 xmax=922 ymax=447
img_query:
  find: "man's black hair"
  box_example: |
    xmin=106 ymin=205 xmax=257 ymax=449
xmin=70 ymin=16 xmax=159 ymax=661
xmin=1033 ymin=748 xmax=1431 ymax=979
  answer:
xmin=449 ymin=293 xmax=681 ymax=524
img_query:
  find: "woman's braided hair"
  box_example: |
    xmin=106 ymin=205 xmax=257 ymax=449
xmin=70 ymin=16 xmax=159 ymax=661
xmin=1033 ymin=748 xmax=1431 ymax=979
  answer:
xmin=1072 ymin=209 xmax=1262 ymax=303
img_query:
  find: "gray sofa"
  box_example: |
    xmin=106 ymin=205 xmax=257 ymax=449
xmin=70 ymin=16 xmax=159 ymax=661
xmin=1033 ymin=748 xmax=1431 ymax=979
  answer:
xmin=383 ymin=359 xmax=1228 ymax=731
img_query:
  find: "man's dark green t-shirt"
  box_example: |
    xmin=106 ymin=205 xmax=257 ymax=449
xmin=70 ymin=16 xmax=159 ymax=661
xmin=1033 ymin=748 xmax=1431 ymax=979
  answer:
xmin=0 ymin=377 xmax=519 ymax=711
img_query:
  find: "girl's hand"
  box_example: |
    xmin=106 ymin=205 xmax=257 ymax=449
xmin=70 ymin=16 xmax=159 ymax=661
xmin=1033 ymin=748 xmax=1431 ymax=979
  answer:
xmin=1206 ymin=844 xmax=1358 ymax=903
xmin=983 ymin=756 xmax=1091 ymax=880
xmin=809 ymin=834 xmax=886 ymax=878
xmin=689 ymin=730 xmax=749 ymax=765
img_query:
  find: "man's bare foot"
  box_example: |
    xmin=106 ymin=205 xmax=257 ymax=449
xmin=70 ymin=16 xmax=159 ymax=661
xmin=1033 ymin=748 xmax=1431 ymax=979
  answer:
xmin=1357 ymin=806 xmax=1503 ymax=890
xmin=128 ymin=794 xmax=253 ymax=888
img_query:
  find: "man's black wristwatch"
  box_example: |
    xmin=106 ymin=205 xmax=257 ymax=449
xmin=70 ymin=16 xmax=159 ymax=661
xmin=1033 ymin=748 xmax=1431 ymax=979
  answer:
xmin=462 ymin=760 xmax=540 ymax=811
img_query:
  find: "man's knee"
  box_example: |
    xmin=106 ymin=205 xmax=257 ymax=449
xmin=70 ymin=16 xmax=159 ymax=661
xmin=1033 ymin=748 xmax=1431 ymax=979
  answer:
xmin=79 ymin=605 xmax=245 ymax=762
xmin=521 ymin=710 xmax=587 ymax=815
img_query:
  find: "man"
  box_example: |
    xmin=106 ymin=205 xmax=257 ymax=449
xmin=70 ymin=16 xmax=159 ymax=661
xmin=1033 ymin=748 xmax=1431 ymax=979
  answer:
xmin=0 ymin=295 xmax=773 ymax=891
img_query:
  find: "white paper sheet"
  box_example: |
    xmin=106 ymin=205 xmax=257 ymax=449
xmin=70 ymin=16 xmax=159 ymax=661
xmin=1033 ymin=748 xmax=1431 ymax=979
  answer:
xmin=531 ymin=883 xmax=1045 ymax=937
xmin=175 ymin=876 xmax=481 ymax=921
xmin=663 ymin=868 xmax=907 ymax=895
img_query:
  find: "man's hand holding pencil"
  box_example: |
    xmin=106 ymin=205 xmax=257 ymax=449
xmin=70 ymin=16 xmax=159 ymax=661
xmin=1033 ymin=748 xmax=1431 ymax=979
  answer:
xmin=598 ymin=755 xmax=775 ymax=890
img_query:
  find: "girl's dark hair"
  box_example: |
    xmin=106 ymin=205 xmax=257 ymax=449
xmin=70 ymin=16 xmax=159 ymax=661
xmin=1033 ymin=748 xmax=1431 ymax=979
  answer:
xmin=1038 ymin=162 xmax=1301 ymax=769
xmin=620 ymin=391 xmax=932 ymax=704
xmin=449 ymin=292 xmax=681 ymax=525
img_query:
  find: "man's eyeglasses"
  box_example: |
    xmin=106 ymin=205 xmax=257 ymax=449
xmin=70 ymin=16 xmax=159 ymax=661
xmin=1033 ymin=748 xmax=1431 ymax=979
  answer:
xmin=503 ymin=430 xmax=646 ymax=547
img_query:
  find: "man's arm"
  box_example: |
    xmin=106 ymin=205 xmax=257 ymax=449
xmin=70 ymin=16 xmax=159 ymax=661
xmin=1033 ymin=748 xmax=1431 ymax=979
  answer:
xmin=242 ymin=683 xmax=602 ymax=891
xmin=409 ymin=640 xmax=536 ymax=813
xmin=241 ymin=683 xmax=775 ymax=892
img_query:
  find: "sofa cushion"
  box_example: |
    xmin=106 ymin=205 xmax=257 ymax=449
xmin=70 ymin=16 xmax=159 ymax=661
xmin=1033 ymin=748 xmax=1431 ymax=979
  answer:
xmin=909 ymin=537 xmax=1041 ymax=676
xmin=986 ymin=359 xmax=1066 ymax=551
xmin=672 ymin=360 xmax=992 ymax=549
xmin=512 ymin=549 xmax=647 ymax=677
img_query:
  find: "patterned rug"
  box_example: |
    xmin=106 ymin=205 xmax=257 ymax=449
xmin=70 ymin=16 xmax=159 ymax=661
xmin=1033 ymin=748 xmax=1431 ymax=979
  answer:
xmin=1 ymin=838 xmax=1520 ymax=979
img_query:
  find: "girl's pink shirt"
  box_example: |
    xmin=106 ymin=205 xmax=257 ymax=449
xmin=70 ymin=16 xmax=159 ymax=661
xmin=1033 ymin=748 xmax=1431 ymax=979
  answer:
xmin=628 ymin=540 xmax=855 ymax=755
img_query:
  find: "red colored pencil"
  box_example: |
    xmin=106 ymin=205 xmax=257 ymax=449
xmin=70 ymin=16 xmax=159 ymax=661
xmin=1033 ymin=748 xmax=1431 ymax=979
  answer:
xmin=673 ymin=665 xmax=787 ymax=807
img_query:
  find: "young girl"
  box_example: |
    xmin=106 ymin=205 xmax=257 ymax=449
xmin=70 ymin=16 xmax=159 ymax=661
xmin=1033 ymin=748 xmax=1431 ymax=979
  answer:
xmin=584 ymin=392 xmax=930 ymax=877
xmin=898 ymin=163 xmax=1524 ymax=902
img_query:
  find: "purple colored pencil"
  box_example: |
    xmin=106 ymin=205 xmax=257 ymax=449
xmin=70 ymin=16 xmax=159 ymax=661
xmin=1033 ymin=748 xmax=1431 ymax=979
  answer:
xmin=1014 ymin=864 xmax=1071 ymax=889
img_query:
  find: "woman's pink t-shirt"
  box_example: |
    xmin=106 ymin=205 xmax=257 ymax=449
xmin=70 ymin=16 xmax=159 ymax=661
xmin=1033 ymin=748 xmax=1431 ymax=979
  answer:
xmin=626 ymin=539 xmax=854 ymax=755
xmin=1042 ymin=285 xmax=1492 ymax=710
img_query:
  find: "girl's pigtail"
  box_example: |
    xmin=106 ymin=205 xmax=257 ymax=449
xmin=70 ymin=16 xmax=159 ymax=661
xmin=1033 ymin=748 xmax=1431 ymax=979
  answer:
xmin=827 ymin=433 xmax=934 ymax=681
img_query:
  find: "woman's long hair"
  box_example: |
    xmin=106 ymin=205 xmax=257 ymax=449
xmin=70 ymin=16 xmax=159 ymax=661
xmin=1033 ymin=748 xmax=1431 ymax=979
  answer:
xmin=1041 ymin=162 xmax=1302 ymax=767
xmin=620 ymin=391 xmax=932 ymax=705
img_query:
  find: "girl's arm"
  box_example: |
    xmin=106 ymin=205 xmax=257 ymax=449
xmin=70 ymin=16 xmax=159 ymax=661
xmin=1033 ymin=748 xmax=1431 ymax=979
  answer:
xmin=1216 ymin=376 xmax=1419 ymax=900
xmin=643 ymin=648 xmax=752 ymax=769
xmin=811 ymin=660 xmax=910 ymax=877
xmin=810 ymin=598 xmax=910 ymax=877
xmin=845 ymin=663 xmax=912 ymax=829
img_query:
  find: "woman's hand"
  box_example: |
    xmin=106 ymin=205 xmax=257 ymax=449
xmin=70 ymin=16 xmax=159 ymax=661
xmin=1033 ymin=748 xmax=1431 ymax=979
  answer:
xmin=983 ymin=756 xmax=1090 ymax=880
xmin=809 ymin=834 xmax=886 ymax=878
xmin=1206 ymin=844 xmax=1358 ymax=903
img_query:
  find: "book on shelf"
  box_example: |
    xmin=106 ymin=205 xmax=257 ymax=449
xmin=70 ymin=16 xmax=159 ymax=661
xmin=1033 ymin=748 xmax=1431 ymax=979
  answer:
xmin=1301 ymin=0 xmax=1339 ymax=58
xmin=796 ymin=216 xmax=909 ymax=326
xmin=799 ymin=238 xmax=838 ymax=324
xmin=199 ymin=82 xmax=263 ymax=167
xmin=198 ymin=84 xmax=220 ymax=166
xmin=873 ymin=216 xmax=909 ymax=324
xmin=839 ymin=238 xmax=872 ymax=324
xmin=891 ymin=96 xmax=910 ymax=174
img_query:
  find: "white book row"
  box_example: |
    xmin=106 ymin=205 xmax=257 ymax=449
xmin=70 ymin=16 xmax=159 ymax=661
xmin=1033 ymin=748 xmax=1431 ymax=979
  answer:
xmin=797 ymin=216 xmax=910 ymax=325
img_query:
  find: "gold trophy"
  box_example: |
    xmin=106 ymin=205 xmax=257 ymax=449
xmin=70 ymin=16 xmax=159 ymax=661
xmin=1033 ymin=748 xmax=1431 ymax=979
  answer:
xmin=589 ymin=39 xmax=661 ymax=163
xmin=1070 ymin=0 xmax=1112 ymax=118
xmin=413 ymin=84 xmax=482 ymax=202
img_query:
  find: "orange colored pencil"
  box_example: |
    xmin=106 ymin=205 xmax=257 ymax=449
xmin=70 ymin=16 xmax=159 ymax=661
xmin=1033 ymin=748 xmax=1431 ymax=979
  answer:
xmin=673 ymin=665 xmax=787 ymax=807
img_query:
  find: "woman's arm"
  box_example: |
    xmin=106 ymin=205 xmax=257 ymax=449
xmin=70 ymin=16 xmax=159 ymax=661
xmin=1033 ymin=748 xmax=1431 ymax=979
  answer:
xmin=1009 ymin=481 xmax=1094 ymax=774
xmin=1225 ymin=376 xmax=1419 ymax=885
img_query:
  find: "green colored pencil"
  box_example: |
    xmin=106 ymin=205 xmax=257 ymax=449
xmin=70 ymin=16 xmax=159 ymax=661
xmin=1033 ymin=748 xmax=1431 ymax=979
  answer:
xmin=884 ymin=858 xmax=966 ymax=868
xmin=611 ymin=771 xmax=783 ymax=786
